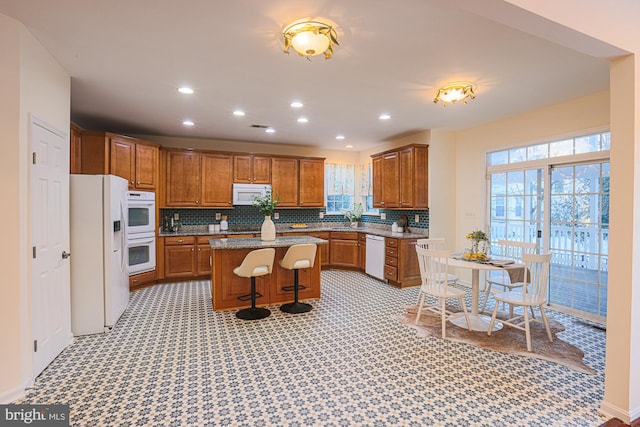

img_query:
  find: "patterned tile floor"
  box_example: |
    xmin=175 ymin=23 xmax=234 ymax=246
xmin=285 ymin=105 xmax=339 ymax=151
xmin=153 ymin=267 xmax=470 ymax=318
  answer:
xmin=19 ymin=271 xmax=607 ymax=426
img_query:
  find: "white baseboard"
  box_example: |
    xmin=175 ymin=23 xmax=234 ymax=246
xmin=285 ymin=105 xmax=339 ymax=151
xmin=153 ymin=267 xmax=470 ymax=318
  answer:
xmin=600 ymin=400 xmax=640 ymax=424
xmin=0 ymin=383 xmax=26 ymax=404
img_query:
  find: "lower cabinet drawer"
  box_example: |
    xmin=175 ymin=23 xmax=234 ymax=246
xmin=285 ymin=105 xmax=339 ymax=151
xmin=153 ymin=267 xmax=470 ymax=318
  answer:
xmin=385 ymin=256 xmax=398 ymax=267
xmin=129 ymin=269 xmax=157 ymax=288
xmin=384 ymin=265 xmax=398 ymax=281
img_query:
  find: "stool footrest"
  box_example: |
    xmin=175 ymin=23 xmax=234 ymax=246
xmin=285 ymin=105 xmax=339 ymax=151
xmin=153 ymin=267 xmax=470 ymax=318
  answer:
xmin=282 ymin=285 xmax=306 ymax=292
xmin=237 ymin=292 xmax=262 ymax=301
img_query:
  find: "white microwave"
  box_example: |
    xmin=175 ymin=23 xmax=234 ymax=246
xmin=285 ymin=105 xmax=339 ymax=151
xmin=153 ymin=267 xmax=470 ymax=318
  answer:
xmin=232 ymin=184 xmax=271 ymax=205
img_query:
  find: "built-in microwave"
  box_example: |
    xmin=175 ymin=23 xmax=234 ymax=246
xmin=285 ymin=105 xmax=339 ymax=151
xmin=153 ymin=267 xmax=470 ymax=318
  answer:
xmin=232 ymin=184 xmax=271 ymax=205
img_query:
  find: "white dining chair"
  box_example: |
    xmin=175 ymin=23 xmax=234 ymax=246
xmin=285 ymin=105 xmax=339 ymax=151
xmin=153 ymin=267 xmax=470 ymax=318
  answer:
xmin=481 ymin=239 xmax=537 ymax=313
xmin=416 ymin=238 xmax=459 ymax=285
xmin=487 ymin=252 xmax=553 ymax=352
xmin=414 ymin=246 xmax=471 ymax=337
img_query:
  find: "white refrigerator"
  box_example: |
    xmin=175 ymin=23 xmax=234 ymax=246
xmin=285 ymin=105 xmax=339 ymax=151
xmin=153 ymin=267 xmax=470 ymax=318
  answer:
xmin=70 ymin=174 xmax=130 ymax=335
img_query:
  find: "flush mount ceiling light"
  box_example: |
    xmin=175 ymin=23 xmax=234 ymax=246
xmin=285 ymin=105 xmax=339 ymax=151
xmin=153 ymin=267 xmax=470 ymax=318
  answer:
xmin=283 ymin=20 xmax=339 ymax=59
xmin=178 ymin=87 xmax=194 ymax=94
xmin=433 ymin=82 xmax=476 ymax=106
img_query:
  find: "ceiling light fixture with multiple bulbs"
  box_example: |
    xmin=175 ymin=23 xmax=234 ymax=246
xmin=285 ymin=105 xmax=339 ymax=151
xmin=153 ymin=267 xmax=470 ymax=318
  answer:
xmin=283 ymin=20 xmax=339 ymax=59
xmin=433 ymin=82 xmax=476 ymax=106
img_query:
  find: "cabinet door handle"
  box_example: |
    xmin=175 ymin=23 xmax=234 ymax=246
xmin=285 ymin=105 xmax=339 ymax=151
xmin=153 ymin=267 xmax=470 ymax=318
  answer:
xmin=177 ymin=239 xmax=184 ymax=243
xmin=137 ymin=181 xmax=140 ymax=185
xmin=191 ymin=248 xmax=194 ymax=252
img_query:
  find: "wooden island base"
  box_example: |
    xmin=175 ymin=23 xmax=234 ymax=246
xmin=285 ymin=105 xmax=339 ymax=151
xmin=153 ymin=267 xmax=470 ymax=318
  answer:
xmin=210 ymin=237 xmax=325 ymax=311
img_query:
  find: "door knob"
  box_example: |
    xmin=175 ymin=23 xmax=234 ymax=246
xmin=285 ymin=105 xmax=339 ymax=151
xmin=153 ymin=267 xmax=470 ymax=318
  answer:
xmin=62 ymin=251 xmax=71 ymax=259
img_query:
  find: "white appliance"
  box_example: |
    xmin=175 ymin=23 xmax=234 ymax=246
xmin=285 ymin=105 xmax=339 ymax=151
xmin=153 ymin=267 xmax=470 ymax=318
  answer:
xmin=125 ymin=190 xmax=156 ymax=275
xmin=127 ymin=232 xmax=156 ymax=275
xmin=70 ymin=174 xmax=130 ymax=336
xmin=232 ymin=183 xmax=271 ymax=205
xmin=366 ymin=234 xmax=386 ymax=280
xmin=126 ymin=191 xmax=155 ymax=234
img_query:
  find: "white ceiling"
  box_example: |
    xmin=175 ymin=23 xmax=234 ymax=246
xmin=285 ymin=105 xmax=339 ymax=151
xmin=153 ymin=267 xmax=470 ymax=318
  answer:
xmin=0 ymin=0 xmax=610 ymax=151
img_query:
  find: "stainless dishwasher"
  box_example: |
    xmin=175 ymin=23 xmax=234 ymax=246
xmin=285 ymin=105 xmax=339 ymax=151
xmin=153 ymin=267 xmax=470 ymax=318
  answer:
xmin=365 ymin=234 xmax=386 ymax=280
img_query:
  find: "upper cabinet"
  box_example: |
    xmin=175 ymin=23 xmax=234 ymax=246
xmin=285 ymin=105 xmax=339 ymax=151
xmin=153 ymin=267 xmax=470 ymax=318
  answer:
xmin=164 ymin=150 xmax=233 ymax=208
xmin=80 ymin=131 xmax=159 ymax=190
xmin=70 ymin=124 xmax=82 ymax=174
xmin=233 ymin=154 xmax=270 ymax=184
xmin=371 ymin=144 xmax=428 ymax=209
xmin=299 ymin=158 xmax=325 ymax=207
xmin=271 ymin=157 xmax=299 ymax=207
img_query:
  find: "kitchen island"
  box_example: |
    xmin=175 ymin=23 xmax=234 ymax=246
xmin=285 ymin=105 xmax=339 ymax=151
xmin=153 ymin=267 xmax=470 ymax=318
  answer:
xmin=209 ymin=236 xmax=328 ymax=311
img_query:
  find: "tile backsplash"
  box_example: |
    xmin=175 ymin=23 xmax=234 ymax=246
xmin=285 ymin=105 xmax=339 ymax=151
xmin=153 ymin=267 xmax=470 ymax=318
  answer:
xmin=159 ymin=207 xmax=429 ymax=231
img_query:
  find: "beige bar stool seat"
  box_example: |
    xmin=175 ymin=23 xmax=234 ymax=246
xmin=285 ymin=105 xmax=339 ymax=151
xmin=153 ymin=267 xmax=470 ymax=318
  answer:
xmin=279 ymin=244 xmax=317 ymax=314
xmin=234 ymin=248 xmax=275 ymax=320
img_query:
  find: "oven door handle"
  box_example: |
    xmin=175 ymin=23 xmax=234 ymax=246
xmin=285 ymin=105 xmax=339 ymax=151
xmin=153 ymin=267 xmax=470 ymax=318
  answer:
xmin=128 ymin=237 xmax=155 ymax=245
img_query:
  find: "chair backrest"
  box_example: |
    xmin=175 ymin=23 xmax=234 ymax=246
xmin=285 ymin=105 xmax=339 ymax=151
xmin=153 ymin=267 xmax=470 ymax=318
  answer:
xmin=415 ymin=246 xmax=452 ymax=291
xmin=235 ymin=248 xmax=276 ymax=278
xmin=498 ymin=239 xmax=537 ymax=261
xmin=522 ymin=252 xmax=552 ymax=302
xmin=280 ymin=243 xmax=317 ymax=270
xmin=416 ymin=238 xmax=446 ymax=250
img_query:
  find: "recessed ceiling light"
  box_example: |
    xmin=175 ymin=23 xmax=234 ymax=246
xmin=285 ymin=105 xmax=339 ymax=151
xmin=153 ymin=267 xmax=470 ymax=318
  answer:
xmin=233 ymin=110 xmax=245 ymax=116
xmin=178 ymin=87 xmax=194 ymax=94
xmin=345 ymin=144 xmax=353 ymax=149
xmin=265 ymin=128 xmax=275 ymax=133
xmin=379 ymin=113 xmax=391 ymax=120
xmin=297 ymin=117 xmax=308 ymax=123
xmin=182 ymin=120 xmax=194 ymax=126
xmin=336 ymin=135 xmax=345 ymax=140
xmin=290 ymin=101 xmax=303 ymax=108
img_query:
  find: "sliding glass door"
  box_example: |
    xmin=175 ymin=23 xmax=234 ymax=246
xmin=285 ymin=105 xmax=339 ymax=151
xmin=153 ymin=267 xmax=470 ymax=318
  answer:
xmin=548 ymin=162 xmax=609 ymax=320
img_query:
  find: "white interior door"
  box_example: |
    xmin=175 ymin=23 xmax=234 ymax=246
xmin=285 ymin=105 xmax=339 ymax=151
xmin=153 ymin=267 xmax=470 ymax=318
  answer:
xmin=30 ymin=116 xmax=72 ymax=378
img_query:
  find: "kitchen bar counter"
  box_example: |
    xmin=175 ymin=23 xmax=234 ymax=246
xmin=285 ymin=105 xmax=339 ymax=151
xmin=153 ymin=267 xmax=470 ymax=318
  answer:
xmin=209 ymin=236 xmax=328 ymax=311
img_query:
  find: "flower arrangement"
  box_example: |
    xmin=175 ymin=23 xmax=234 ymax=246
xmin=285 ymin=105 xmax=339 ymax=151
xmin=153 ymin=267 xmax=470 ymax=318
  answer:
xmin=464 ymin=229 xmax=489 ymax=260
xmin=344 ymin=202 xmax=364 ymax=222
xmin=253 ymin=190 xmax=280 ymax=216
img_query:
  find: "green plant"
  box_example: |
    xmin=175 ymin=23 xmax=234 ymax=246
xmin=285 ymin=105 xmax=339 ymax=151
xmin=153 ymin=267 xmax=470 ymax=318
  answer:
xmin=253 ymin=190 xmax=280 ymax=216
xmin=344 ymin=202 xmax=364 ymax=222
xmin=465 ymin=230 xmax=489 ymax=241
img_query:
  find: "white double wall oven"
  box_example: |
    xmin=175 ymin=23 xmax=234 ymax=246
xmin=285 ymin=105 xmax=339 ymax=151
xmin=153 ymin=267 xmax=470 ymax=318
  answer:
xmin=126 ymin=191 xmax=156 ymax=275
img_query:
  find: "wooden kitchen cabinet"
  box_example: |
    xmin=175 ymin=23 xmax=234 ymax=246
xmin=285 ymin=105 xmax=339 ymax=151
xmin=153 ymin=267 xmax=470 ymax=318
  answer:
xmin=233 ymin=154 xmax=271 ymax=184
xmin=384 ymin=237 xmax=420 ymax=288
xmin=164 ymin=235 xmax=218 ymax=279
xmin=371 ymin=144 xmax=428 ymax=209
xmin=164 ymin=236 xmax=197 ymax=278
xmin=299 ymin=158 xmax=325 ymax=207
xmin=165 ymin=150 xmax=201 ymax=206
xmin=201 ymin=153 xmax=233 ymax=207
xmin=308 ymin=231 xmax=330 ymax=267
xmin=70 ymin=124 xmax=82 ymax=174
xmin=129 ymin=269 xmax=157 ymax=291
xmin=164 ymin=149 xmax=233 ymax=207
xmin=358 ymin=233 xmax=367 ymax=270
xmin=80 ymin=131 xmax=159 ymax=190
xmin=329 ymin=231 xmax=359 ymax=268
xmin=271 ymin=157 xmax=299 ymax=207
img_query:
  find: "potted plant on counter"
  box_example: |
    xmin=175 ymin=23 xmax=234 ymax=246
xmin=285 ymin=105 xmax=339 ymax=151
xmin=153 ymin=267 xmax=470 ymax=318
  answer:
xmin=344 ymin=202 xmax=364 ymax=228
xmin=253 ymin=190 xmax=280 ymax=241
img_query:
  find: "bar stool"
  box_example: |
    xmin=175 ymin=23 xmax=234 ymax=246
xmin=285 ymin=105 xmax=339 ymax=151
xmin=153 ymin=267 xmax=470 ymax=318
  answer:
xmin=279 ymin=244 xmax=317 ymax=314
xmin=234 ymin=248 xmax=275 ymax=320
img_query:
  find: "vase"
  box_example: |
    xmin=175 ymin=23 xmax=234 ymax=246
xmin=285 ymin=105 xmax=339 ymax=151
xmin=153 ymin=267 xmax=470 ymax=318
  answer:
xmin=261 ymin=215 xmax=276 ymax=241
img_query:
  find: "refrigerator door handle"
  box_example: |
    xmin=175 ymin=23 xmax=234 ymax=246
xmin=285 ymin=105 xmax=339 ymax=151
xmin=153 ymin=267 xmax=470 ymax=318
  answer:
xmin=120 ymin=200 xmax=126 ymax=272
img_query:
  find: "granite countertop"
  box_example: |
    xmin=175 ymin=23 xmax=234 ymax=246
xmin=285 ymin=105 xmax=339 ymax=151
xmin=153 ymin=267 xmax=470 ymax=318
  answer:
xmin=209 ymin=235 xmax=328 ymax=250
xmin=159 ymin=223 xmax=428 ymax=240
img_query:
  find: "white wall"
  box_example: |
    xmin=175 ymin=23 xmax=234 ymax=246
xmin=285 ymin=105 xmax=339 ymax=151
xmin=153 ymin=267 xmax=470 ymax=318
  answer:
xmin=0 ymin=14 xmax=70 ymax=402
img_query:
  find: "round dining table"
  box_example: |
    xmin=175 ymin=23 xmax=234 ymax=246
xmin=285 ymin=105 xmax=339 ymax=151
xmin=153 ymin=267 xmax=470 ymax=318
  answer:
xmin=446 ymin=256 xmax=506 ymax=332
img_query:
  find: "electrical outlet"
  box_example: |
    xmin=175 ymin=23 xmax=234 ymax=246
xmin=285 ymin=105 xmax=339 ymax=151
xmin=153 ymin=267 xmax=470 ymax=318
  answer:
xmin=274 ymin=212 xmax=279 ymax=220
xmin=319 ymin=212 xmax=324 ymax=219
xmin=380 ymin=213 xmax=386 ymax=220
xmin=174 ymin=213 xmax=179 ymax=220
xmin=215 ymin=213 xmax=221 ymax=220
xmin=415 ymin=214 xmax=420 ymax=223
